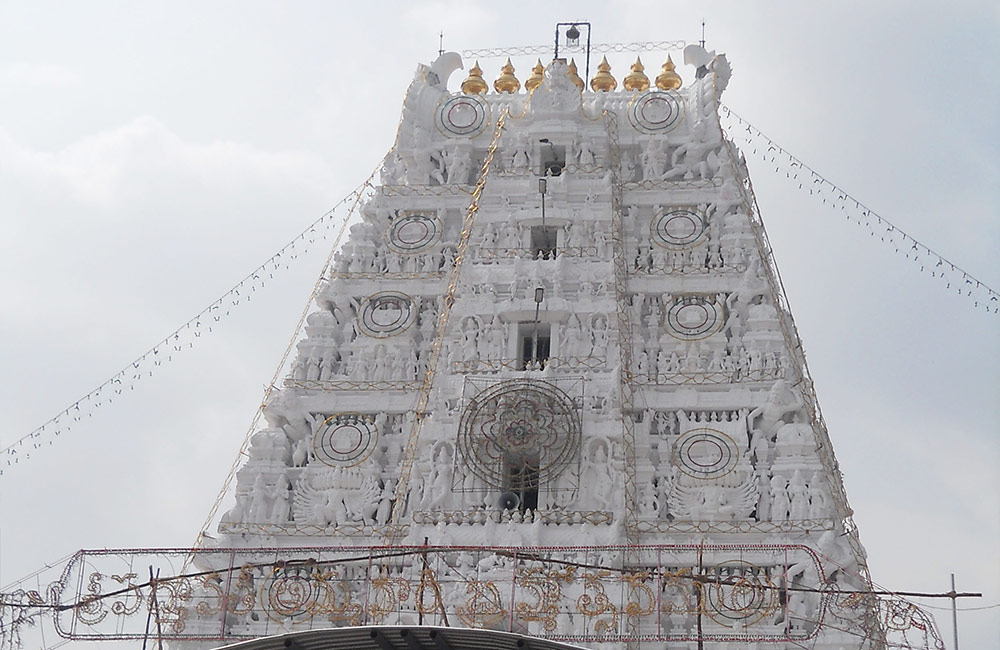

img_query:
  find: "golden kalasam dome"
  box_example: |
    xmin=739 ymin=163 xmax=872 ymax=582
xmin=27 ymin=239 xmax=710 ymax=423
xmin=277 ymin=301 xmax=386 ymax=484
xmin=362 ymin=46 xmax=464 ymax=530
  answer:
xmin=623 ymin=57 xmax=650 ymax=92
xmin=655 ymin=55 xmax=683 ymax=90
xmin=525 ymin=59 xmax=544 ymax=92
xmin=590 ymin=56 xmax=617 ymax=92
xmin=493 ymin=58 xmax=520 ymax=93
xmin=461 ymin=61 xmax=488 ymax=95
xmin=566 ymin=58 xmax=585 ymax=90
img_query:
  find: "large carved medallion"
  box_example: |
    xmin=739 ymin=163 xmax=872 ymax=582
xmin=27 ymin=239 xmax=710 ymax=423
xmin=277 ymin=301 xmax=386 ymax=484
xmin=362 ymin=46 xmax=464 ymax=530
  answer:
xmin=313 ymin=413 xmax=378 ymax=467
xmin=357 ymin=291 xmax=416 ymax=338
xmin=385 ymin=212 xmax=442 ymax=253
xmin=628 ymin=90 xmax=684 ymax=134
xmin=457 ymin=379 xmax=581 ymax=490
xmin=435 ymin=94 xmax=490 ymax=137
xmin=665 ymin=294 xmax=725 ymax=340
xmin=651 ymin=207 xmax=708 ymax=249
xmin=672 ymin=428 xmax=741 ymax=480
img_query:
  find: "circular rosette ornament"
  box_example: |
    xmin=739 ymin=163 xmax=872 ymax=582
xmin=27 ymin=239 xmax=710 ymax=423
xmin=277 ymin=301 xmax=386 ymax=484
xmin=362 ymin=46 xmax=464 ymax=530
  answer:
xmin=702 ymin=560 xmax=780 ymax=627
xmin=385 ymin=212 xmax=442 ymax=253
xmin=672 ymin=428 xmax=740 ymax=480
xmin=260 ymin=565 xmax=326 ymax=622
xmin=651 ymin=207 xmax=708 ymax=249
xmin=665 ymin=294 xmax=725 ymax=340
xmin=436 ymin=94 xmax=490 ymax=137
xmin=313 ymin=413 xmax=378 ymax=467
xmin=358 ymin=291 xmax=416 ymax=338
xmin=457 ymin=379 xmax=581 ymax=489
xmin=627 ymin=90 xmax=684 ymax=134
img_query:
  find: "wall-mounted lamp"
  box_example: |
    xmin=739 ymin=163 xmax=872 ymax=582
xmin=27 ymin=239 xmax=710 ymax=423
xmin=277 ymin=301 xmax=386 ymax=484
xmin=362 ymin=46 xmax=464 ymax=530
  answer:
xmin=531 ymin=287 xmax=545 ymax=368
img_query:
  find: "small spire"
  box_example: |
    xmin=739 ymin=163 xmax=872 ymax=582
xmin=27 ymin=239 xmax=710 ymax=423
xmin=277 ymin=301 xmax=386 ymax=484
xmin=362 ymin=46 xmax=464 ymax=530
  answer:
xmin=590 ymin=56 xmax=617 ymax=92
xmin=655 ymin=55 xmax=683 ymax=90
xmin=525 ymin=59 xmax=545 ymax=92
xmin=461 ymin=61 xmax=488 ymax=95
xmin=566 ymin=58 xmax=585 ymax=90
xmin=494 ymin=58 xmax=521 ymax=93
xmin=623 ymin=57 xmax=650 ymax=92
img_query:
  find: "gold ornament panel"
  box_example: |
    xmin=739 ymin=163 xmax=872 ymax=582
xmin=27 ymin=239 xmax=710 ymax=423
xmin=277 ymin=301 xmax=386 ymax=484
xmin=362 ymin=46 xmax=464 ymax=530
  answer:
xmin=22 ymin=544 xmax=941 ymax=648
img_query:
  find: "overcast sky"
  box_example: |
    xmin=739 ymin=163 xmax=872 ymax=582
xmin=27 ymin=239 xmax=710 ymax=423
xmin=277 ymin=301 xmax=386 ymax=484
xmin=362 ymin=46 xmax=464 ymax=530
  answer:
xmin=1 ymin=2 xmax=997 ymax=648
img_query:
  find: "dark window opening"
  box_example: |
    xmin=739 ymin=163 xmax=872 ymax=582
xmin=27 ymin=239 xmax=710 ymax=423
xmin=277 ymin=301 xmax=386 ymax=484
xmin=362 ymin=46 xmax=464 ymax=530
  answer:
xmin=541 ymin=144 xmax=566 ymax=176
xmin=518 ymin=322 xmax=551 ymax=370
xmin=531 ymin=225 xmax=559 ymax=259
xmin=505 ymin=455 xmax=540 ymax=512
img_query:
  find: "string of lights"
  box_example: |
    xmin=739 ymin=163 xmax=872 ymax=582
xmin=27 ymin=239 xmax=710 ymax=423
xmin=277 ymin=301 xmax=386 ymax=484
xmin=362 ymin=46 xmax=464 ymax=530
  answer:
xmin=190 ymin=168 xmax=377 ymax=554
xmin=719 ymin=104 xmax=999 ymax=315
xmin=0 ymin=176 xmax=374 ymax=477
xmin=461 ymin=40 xmax=685 ymax=59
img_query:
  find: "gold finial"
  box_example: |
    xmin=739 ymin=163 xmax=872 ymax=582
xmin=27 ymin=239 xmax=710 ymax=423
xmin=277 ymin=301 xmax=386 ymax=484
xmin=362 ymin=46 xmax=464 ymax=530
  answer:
xmin=655 ymin=55 xmax=683 ymax=90
xmin=461 ymin=61 xmax=488 ymax=95
xmin=566 ymin=58 xmax=585 ymax=90
xmin=623 ymin=56 xmax=650 ymax=92
xmin=590 ymin=56 xmax=617 ymax=92
xmin=494 ymin=57 xmax=520 ymax=93
xmin=525 ymin=59 xmax=544 ymax=92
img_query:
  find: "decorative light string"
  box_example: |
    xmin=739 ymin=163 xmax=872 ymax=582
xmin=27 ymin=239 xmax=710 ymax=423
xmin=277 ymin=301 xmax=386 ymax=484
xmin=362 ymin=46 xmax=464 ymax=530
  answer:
xmin=1 ymin=177 xmax=374 ymax=476
xmin=190 ymin=168 xmax=377 ymax=556
xmin=719 ymin=104 xmax=999 ymax=315
xmin=461 ymin=40 xmax=685 ymax=59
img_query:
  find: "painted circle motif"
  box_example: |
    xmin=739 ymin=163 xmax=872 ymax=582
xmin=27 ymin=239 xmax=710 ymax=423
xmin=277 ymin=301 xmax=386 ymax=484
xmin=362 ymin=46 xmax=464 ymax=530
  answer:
xmin=313 ymin=413 xmax=377 ymax=467
xmin=385 ymin=213 xmax=442 ymax=253
xmin=457 ymin=379 xmax=581 ymax=490
xmin=628 ymin=90 xmax=683 ymax=133
xmin=703 ymin=559 xmax=779 ymax=626
xmin=672 ymin=428 xmax=740 ymax=480
xmin=436 ymin=94 xmax=490 ymax=137
xmin=358 ymin=291 xmax=416 ymax=338
xmin=665 ymin=295 xmax=724 ymax=340
xmin=651 ymin=208 xmax=708 ymax=249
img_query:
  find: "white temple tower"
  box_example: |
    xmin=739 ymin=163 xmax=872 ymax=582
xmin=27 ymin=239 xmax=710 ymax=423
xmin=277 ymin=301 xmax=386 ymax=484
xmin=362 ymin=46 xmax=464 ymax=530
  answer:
xmin=44 ymin=44 xmax=948 ymax=650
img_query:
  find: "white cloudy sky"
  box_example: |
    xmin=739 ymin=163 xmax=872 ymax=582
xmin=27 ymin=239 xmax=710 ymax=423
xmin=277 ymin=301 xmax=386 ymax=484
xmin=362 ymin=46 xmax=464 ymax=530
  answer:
xmin=1 ymin=1 xmax=997 ymax=648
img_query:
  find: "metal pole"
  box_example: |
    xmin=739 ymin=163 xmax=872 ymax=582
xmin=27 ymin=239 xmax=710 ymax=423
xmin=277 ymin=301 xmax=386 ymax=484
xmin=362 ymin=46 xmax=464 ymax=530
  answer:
xmin=532 ymin=302 xmax=540 ymax=368
xmin=951 ymin=573 xmax=959 ymax=650
xmin=538 ymin=177 xmax=547 ymax=229
xmin=532 ymin=287 xmax=544 ymax=369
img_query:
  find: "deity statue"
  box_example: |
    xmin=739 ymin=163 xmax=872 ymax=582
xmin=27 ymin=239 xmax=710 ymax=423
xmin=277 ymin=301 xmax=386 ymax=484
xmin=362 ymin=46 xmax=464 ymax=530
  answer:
xmin=787 ymin=470 xmax=809 ymax=520
xmin=775 ymin=412 xmax=814 ymax=457
xmin=769 ymin=474 xmax=789 ymax=522
xmin=749 ymin=379 xmax=804 ymax=439
xmin=640 ymin=139 xmax=666 ymax=180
